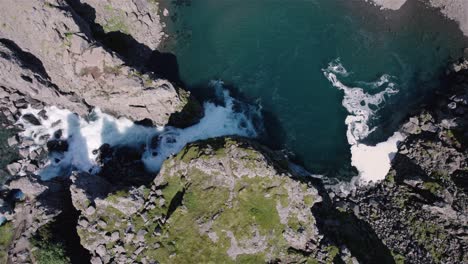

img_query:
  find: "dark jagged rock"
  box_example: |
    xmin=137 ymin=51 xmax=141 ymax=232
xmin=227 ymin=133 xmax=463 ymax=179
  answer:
xmin=335 ymin=60 xmax=468 ymax=264
xmin=46 ymin=140 xmax=69 ymax=153
xmin=96 ymin=144 xmax=154 ymax=186
xmin=21 ymin=114 xmax=41 ymax=126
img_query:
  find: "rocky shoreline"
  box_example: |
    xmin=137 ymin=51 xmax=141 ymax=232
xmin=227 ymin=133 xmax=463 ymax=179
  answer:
xmin=333 ymin=60 xmax=468 ymax=263
xmin=367 ymin=0 xmax=468 ymax=36
xmin=0 ymin=0 xmax=466 ymax=264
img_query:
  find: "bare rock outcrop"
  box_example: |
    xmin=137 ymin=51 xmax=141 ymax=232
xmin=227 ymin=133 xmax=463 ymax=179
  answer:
xmin=74 ymin=0 xmax=165 ymax=51
xmin=0 ymin=174 xmax=78 ymax=263
xmin=367 ymin=0 xmax=468 ymax=37
xmin=0 ymin=0 xmax=195 ymax=125
xmin=0 ymin=39 xmax=88 ymax=116
xmin=71 ymin=137 xmax=361 ymax=263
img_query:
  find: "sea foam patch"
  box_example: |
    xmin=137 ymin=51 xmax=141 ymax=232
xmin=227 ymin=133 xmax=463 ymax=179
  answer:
xmin=17 ymin=81 xmax=260 ymax=180
xmin=350 ymin=131 xmax=404 ymax=182
xmin=323 ymin=59 xmax=405 ymax=183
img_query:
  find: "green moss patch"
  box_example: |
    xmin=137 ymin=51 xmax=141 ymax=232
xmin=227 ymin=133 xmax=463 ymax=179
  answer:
xmin=105 ymin=189 xmax=130 ymax=204
xmin=175 ymin=145 xmax=201 ymax=163
xmin=99 ymin=206 xmax=126 ymax=233
xmin=422 ymin=182 xmax=442 ymax=195
xmin=0 ymin=222 xmax=14 ymax=263
xmin=82 ymin=138 xmax=320 ymax=263
xmin=102 ymin=5 xmax=129 ymax=34
xmin=408 ymin=215 xmax=447 ymax=263
xmin=392 ymin=251 xmax=406 ymax=264
xmin=147 ymin=162 xmax=302 ymax=263
xmin=31 ymin=222 xmax=70 ymax=264
xmin=325 ymin=245 xmax=340 ymax=264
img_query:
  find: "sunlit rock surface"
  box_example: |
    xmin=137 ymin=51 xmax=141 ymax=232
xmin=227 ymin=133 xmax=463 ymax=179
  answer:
xmin=0 ymin=0 xmax=197 ymax=125
xmin=70 ymin=137 xmax=348 ymax=263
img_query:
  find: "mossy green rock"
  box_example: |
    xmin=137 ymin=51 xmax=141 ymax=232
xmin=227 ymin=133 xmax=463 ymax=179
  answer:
xmin=73 ymin=137 xmax=323 ymax=263
xmin=0 ymin=221 xmax=14 ymax=263
xmin=149 ymin=137 xmax=320 ymax=263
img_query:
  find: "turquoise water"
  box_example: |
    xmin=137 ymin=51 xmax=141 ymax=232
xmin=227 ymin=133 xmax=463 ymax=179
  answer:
xmin=160 ymin=0 xmax=467 ymax=175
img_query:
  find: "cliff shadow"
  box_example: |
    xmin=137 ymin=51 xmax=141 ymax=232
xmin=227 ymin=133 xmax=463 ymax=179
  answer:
xmin=391 ymin=152 xmax=447 ymax=204
xmin=311 ymin=201 xmax=396 ymax=264
xmin=307 ymin=177 xmax=396 ymax=264
xmin=96 ymin=118 xmax=155 ymax=188
xmin=64 ymin=0 xmax=183 ymax=84
xmin=34 ymin=177 xmax=92 ymax=264
xmin=0 ymin=39 xmax=50 ymax=80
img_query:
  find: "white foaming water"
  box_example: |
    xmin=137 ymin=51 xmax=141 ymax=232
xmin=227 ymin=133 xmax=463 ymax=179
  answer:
xmin=350 ymin=131 xmax=404 ymax=182
xmin=323 ymin=59 xmax=405 ymax=183
xmin=18 ymin=81 xmax=260 ymax=180
xmin=323 ymin=59 xmax=399 ymax=145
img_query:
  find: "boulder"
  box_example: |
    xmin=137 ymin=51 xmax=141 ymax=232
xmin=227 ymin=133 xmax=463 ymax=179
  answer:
xmin=7 ymin=175 xmax=47 ymax=198
xmin=21 ymin=114 xmax=41 ymax=126
xmin=46 ymin=140 xmax=69 ymax=152
xmin=7 ymin=136 xmax=18 ymax=147
xmin=6 ymin=162 xmax=21 ymax=175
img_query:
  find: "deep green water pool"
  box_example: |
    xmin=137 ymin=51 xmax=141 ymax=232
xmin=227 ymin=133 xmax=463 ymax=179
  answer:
xmin=160 ymin=0 xmax=467 ymax=176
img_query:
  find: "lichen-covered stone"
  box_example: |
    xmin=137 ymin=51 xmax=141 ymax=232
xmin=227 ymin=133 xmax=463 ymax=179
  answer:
xmin=72 ymin=137 xmax=332 ymax=263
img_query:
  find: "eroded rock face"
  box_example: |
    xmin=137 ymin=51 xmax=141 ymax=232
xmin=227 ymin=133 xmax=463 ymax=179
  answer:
xmin=71 ymin=137 xmax=356 ymax=263
xmin=73 ymin=0 xmax=165 ymax=52
xmin=1 ymin=174 xmax=80 ymax=264
xmin=0 ymin=40 xmax=88 ymax=116
xmin=0 ymin=0 xmax=194 ymax=125
xmin=70 ymin=172 xmax=147 ymax=262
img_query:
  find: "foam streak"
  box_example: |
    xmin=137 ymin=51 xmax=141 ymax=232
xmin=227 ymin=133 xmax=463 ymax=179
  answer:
xmin=323 ymin=59 xmax=404 ymax=183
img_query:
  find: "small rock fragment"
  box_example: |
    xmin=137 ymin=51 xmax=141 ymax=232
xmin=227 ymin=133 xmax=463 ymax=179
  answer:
xmin=6 ymin=162 xmax=21 ymax=175
xmin=22 ymin=113 xmax=41 ymax=125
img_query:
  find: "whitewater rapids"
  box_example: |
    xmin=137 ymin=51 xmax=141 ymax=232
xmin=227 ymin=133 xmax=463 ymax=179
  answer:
xmin=17 ymin=81 xmax=260 ymax=180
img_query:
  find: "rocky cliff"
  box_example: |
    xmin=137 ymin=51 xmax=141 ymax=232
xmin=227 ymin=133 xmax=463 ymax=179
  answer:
xmin=70 ymin=137 xmax=358 ymax=264
xmin=332 ymin=61 xmax=468 ymax=264
xmin=0 ymin=0 xmax=201 ymax=126
xmin=0 ymin=0 xmax=202 ymax=262
xmin=0 ymin=1 xmax=466 ymax=264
